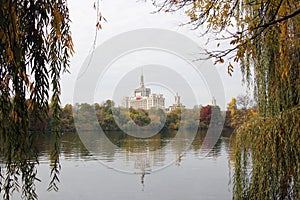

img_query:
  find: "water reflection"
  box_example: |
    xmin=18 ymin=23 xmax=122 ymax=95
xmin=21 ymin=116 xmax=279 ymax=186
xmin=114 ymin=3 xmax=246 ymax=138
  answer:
xmin=1 ymin=130 xmax=235 ymax=199
xmin=32 ymin=130 xmax=234 ymax=173
xmin=34 ymin=132 xmax=90 ymax=162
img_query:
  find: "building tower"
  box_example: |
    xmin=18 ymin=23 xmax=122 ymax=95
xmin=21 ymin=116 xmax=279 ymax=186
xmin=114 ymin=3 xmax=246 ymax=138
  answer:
xmin=121 ymin=72 xmax=165 ymax=110
xmin=134 ymin=72 xmax=150 ymax=97
xmin=167 ymin=92 xmax=185 ymax=112
xmin=211 ymin=97 xmax=217 ymax=106
xmin=140 ymin=70 xmax=144 ymax=87
xmin=175 ymin=92 xmax=180 ymax=105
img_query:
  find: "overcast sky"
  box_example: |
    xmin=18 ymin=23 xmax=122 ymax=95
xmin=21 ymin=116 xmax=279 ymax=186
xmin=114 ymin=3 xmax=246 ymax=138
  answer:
xmin=63 ymin=0 xmax=248 ymax=110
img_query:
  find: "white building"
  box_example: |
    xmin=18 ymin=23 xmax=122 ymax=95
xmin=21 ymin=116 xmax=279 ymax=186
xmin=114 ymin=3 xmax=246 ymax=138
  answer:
xmin=167 ymin=92 xmax=185 ymax=112
xmin=211 ymin=97 xmax=217 ymax=106
xmin=121 ymin=74 xmax=165 ymax=110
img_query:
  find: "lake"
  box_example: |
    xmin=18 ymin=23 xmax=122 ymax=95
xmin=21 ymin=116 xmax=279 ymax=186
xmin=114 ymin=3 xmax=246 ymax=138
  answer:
xmin=5 ymin=130 xmax=234 ymax=199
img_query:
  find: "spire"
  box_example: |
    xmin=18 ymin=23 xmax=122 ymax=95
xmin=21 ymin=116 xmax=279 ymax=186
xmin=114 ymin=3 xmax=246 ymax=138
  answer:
xmin=140 ymin=68 xmax=144 ymax=87
xmin=175 ymin=92 xmax=180 ymax=105
xmin=212 ymin=96 xmax=217 ymax=106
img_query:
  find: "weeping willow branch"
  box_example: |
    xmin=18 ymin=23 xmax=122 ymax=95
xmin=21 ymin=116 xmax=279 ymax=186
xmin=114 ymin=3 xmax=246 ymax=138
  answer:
xmin=0 ymin=0 xmax=72 ymax=199
xmin=256 ymin=7 xmax=300 ymax=29
xmin=233 ymin=106 xmax=300 ymax=199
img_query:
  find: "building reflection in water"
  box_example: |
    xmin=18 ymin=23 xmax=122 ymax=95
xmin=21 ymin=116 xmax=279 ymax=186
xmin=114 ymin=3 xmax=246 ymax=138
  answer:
xmin=26 ymin=129 xmax=234 ymax=185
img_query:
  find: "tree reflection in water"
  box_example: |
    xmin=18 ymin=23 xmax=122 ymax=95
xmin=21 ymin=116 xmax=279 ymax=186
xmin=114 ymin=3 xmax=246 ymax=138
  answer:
xmin=0 ymin=129 xmax=234 ymax=199
xmin=0 ymin=132 xmax=63 ymax=199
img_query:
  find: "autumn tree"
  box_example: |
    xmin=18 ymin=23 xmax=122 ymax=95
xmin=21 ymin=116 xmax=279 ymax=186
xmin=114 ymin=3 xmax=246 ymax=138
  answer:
xmin=60 ymin=104 xmax=75 ymax=132
xmin=129 ymin=108 xmax=151 ymax=127
xmin=199 ymin=105 xmax=212 ymax=127
xmin=182 ymin=107 xmax=200 ymax=129
xmin=225 ymin=98 xmax=237 ymax=128
xmin=0 ymin=1 xmax=73 ymax=199
xmin=225 ymin=96 xmax=256 ymax=128
xmin=154 ymin=0 xmax=300 ymax=199
xmin=165 ymin=108 xmax=182 ymax=129
xmin=200 ymin=105 xmax=223 ymax=127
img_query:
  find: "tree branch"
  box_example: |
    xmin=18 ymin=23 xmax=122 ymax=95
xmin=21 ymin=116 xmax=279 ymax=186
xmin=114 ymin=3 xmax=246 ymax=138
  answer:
xmin=257 ymin=7 xmax=300 ymax=29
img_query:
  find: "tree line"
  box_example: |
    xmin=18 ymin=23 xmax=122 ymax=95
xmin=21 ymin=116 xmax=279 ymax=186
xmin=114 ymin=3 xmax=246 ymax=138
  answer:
xmin=30 ymin=97 xmax=255 ymax=132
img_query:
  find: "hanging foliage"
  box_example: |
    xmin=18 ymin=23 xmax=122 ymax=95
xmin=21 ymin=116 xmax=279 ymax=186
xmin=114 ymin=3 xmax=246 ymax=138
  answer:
xmin=0 ymin=0 xmax=73 ymax=199
xmin=234 ymin=106 xmax=300 ymax=199
xmin=154 ymin=0 xmax=300 ymax=199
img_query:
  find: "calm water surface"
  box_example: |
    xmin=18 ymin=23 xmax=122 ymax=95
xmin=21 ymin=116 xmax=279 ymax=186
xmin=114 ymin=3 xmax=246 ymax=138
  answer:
xmin=11 ymin=130 xmax=234 ymax=199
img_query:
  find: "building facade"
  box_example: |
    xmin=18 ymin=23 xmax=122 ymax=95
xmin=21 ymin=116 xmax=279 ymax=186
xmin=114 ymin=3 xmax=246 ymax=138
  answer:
xmin=121 ymin=74 xmax=165 ymax=110
xmin=167 ymin=92 xmax=185 ymax=112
